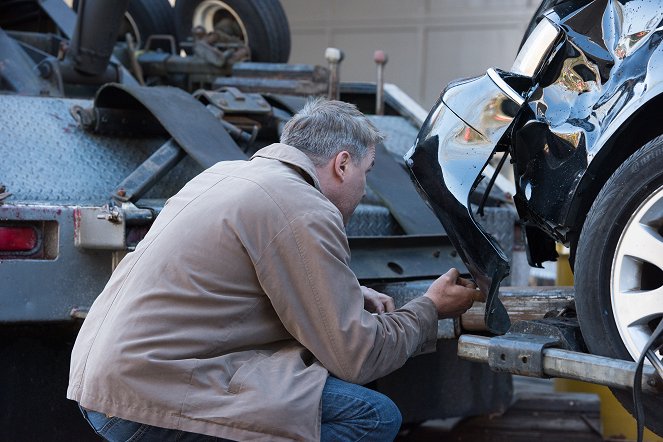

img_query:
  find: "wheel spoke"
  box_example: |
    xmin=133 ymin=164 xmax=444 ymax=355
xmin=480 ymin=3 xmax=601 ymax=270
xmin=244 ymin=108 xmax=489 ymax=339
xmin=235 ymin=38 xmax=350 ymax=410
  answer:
xmin=620 ymin=222 xmax=663 ymax=271
xmin=615 ymin=286 xmax=663 ymax=328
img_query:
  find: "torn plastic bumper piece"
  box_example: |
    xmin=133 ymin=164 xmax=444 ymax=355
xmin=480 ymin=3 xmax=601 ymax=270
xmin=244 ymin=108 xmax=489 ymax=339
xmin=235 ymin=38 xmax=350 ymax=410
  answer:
xmin=405 ymin=68 xmax=526 ymax=334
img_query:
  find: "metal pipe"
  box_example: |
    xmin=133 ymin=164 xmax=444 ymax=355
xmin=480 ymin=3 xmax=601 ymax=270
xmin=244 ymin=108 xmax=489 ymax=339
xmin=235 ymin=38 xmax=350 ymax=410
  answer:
xmin=138 ymin=52 xmax=234 ymax=76
xmin=66 ymin=0 xmax=131 ymax=76
xmin=374 ymin=50 xmax=388 ymax=115
xmin=325 ymin=47 xmax=343 ymax=100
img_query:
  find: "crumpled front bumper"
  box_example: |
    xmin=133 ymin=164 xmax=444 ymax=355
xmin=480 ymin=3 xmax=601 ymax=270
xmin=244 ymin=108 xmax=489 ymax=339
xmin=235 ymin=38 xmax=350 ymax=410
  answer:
xmin=405 ymin=68 xmax=526 ymax=334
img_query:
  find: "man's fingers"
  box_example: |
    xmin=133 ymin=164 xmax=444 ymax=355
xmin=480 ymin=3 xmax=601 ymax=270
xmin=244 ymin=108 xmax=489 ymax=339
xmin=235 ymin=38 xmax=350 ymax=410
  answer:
xmin=367 ymin=297 xmax=383 ymax=314
xmin=458 ymin=286 xmax=484 ymax=304
xmin=384 ymin=297 xmax=395 ymax=313
xmin=444 ymin=267 xmax=460 ymax=281
xmin=473 ymin=289 xmax=487 ymax=302
xmin=426 ymin=270 xmax=488 ymax=319
xmin=362 ymin=286 xmax=396 ymax=314
xmin=457 ymin=276 xmax=477 ymax=289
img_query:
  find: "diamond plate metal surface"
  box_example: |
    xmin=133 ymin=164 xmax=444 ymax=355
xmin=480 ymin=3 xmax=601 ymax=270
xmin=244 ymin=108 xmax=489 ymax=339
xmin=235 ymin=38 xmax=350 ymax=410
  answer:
xmin=346 ymin=204 xmax=402 ymax=236
xmin=0 ymin=95 xmax=201 ymax=204
xmin=368 ymin=115 xmax=419 ymax=157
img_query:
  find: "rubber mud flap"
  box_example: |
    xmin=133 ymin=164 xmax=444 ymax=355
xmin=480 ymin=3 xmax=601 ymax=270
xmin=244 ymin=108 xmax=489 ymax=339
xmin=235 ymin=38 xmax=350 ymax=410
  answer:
xmin=89 ymin=83 xmax=247 ymax=168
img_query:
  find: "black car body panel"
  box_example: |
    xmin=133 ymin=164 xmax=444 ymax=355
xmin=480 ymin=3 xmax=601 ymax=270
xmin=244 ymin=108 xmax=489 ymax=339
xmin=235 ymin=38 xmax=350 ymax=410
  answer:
xmin=407 ymin=0 xmax=663 ymax=332
xmin=514 ymin=0 xmax=663 ymax=251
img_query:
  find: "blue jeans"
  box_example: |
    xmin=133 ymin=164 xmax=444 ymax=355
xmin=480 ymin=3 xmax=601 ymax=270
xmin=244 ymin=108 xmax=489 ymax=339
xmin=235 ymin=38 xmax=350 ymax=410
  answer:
xmin=80 ymin=376 xmax=402 ymax=441
xmin=320 ymin=376 xmax=402 ymax=441
xmin=79 ymin=406 xmax=231 ymax=441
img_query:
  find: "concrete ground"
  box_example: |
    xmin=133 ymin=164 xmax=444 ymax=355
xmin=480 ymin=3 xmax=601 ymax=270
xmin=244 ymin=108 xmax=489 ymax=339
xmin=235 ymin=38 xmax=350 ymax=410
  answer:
xmin=395 ymin=377 xmax=605 ymax=442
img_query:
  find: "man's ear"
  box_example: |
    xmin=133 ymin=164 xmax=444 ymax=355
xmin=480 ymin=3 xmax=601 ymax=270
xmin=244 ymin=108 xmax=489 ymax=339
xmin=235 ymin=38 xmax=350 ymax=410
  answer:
xmin=332 ymin=151 xmax=352 ymax=182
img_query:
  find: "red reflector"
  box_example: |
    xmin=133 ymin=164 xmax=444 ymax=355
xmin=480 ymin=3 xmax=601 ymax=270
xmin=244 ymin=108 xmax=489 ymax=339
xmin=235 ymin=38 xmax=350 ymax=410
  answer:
xmin=0 ymin=226 xmax=38 ymax=251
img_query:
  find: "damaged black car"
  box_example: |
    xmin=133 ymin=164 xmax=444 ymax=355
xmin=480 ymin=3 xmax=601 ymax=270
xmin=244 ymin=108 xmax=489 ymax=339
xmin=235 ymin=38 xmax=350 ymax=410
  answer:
xmin=407 ymin=0 xmax=663 ymax=434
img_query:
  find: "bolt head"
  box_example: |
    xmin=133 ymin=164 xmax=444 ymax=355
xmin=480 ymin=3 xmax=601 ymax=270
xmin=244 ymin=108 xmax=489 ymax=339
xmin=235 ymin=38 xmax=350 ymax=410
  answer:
xmin=38 ymin=62 xmax=53 ymax=79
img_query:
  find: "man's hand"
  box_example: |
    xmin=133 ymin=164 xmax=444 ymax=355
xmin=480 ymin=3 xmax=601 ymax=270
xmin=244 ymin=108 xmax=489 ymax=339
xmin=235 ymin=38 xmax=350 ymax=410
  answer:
xmin=361 ymin=286 xmax=395 ymax=314
xmin=424 ymin=268 xmax=485 ymax=319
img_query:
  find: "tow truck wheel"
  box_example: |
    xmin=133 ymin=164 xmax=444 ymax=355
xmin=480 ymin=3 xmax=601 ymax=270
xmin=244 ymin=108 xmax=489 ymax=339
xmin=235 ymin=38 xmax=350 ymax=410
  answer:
xmin=121 ymin=0 xmax=177 ymax=50
xmin=72 ymin=0 xmax=177 ymax=51
xmin=575 ymin=135 xmax=663 ymax=436
xmin=174 ymin=0 xmax=291 ymax=62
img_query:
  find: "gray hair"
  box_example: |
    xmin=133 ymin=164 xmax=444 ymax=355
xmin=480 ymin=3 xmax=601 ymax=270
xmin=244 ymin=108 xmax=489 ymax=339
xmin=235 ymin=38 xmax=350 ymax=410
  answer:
xmin=280 ymin=98 xmax=385 ymax=166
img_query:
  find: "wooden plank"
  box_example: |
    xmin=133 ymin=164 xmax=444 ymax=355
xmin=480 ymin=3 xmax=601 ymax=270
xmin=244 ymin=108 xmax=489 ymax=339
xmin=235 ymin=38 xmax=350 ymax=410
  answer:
xmin=461 ymin=286 xmax=575 ymax=332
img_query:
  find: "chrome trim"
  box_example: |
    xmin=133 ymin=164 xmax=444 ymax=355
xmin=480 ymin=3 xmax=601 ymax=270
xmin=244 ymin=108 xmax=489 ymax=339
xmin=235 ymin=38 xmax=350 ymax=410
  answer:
xmin=486 ymin=68 xmax=524 ymax=106
xmin=511 ymin=17 xmax=560 ymax=78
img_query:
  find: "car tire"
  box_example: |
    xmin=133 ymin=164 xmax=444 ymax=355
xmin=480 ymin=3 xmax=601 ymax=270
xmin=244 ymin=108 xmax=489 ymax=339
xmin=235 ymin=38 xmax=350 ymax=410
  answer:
xmin=575 ymin=135 xmax=663 ymax=436
xmin=173 ymin=0 xmax=291 ymax=62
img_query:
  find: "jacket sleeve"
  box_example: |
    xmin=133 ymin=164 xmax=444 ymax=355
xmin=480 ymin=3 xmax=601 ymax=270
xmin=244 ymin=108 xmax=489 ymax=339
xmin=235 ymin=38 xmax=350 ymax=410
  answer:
xmin=254 ymin=209 xmax=438 ymax=385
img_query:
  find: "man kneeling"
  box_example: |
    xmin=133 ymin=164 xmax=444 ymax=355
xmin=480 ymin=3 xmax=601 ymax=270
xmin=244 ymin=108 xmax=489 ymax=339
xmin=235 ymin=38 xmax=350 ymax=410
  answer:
xmin=68 ymin=99 xmax=483 ymax=442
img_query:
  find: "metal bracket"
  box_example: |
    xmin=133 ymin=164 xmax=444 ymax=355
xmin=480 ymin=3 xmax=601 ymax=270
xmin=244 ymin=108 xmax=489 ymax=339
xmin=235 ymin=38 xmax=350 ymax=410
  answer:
xmin=0 ymin=184 xmax=11 ymax=203
xmin=74 ymin=205 xmax=126 ymax=250
xmin=113 ymin=139 xmax=185 ymax=203
xmin=70 ymin=307 xmax=89 ymax=319
xmin=348 ymin=235 xmax=462 ymax=281
xmin=488 ymin=333 xmax=560 ymax=377
xmin=196 ymin=87 xmax=272 ymax=115
xmin=509 ymin=317 xmax=587 ymax=352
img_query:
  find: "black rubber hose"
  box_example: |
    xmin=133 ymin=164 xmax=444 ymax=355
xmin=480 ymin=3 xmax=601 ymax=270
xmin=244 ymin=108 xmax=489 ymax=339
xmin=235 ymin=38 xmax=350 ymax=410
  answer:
xmin=633 ymin=319 xmax=663 ymax=442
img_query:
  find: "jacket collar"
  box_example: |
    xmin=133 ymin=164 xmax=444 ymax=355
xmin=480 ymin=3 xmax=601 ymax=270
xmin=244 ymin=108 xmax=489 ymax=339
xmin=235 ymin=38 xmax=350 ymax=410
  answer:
xmin=251 ymin=143 xmax=322 ymax=191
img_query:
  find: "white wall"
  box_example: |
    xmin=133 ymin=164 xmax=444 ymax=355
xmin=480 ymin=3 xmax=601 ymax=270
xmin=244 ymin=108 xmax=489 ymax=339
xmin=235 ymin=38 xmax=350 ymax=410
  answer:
xmin=280 ymin=0 xmax=541 ymax=109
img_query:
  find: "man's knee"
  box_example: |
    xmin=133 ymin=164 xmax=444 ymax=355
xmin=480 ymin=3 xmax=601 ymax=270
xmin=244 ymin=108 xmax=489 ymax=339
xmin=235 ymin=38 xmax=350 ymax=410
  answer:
xmin=371 ymin=390 xmax=402 ymax=438
xmin=321 ymin=377 xmax=402 ymax=441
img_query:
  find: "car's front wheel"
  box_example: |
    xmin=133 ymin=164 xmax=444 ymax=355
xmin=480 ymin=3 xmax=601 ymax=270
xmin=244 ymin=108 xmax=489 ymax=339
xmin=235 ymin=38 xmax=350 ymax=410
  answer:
xmin=575 ymin=135 xmax=663 ymax=436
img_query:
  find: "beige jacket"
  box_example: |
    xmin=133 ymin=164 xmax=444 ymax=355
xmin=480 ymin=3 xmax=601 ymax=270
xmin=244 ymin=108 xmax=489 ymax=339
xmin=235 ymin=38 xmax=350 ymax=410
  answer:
xmin=67 ymin=143 xmax=438 ymax=441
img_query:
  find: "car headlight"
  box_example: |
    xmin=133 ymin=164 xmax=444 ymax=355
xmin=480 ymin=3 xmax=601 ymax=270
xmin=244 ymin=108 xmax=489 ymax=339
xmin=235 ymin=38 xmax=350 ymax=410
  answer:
xmin=511 ymin=17 xmax=561 ymax=78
